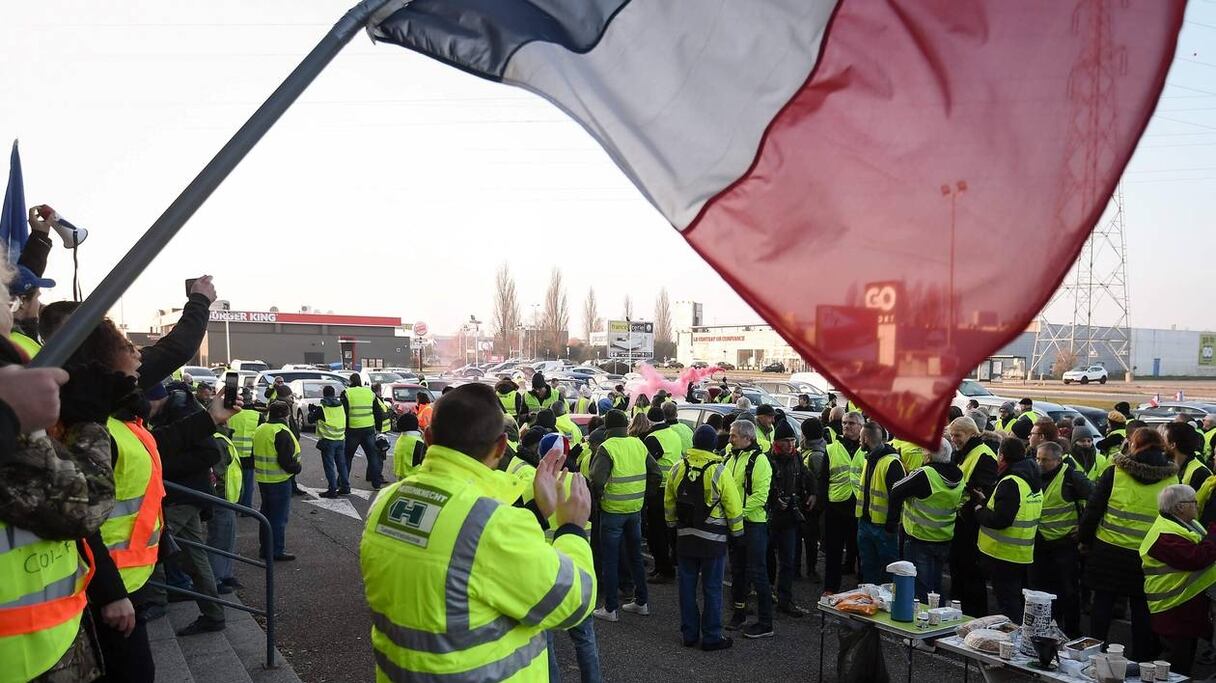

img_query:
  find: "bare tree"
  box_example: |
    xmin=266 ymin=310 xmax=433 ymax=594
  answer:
xmin=582 ymin=288 xmax=600 ymax=342
xmin=654 ymin=288 xmax=672 ymax=343
xmin=540 ymin=268 xmax=570 ymax=358
xmin=623 ymin=295 xmax=634 ymax=320
xmin=491 ymin=263 xmax=521 ymax=356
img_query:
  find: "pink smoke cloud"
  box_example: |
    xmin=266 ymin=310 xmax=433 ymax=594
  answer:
xmin=628 ymin=363 xmax=723 ymax=401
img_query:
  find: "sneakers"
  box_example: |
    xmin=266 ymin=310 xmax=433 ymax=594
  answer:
xmin=778 ymin=603 xmax=806 ymax=618
xmin=319 ymin=490 xmax=339 ymax=499
xmin=726 ymin=611 xmax=747 ymax=631
xmin=701 ymin=637 xmax=734 ymax=651
xmin=592 ymin=608 xmax=619 ymax=622
xmin=621 ymin=601 xmax=650 ymax=616
xmin=743 ymin=623 xmax=774 ymax=639
xmin=337 ymin=487 xmax=352 ymax=495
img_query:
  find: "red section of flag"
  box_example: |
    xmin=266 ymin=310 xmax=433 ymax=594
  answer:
xmin=684 ymin=0 xmax=1183 ymax=447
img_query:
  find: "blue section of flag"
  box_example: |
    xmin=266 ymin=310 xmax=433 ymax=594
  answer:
xmin=372 ymin=0 xmax=629 ymax=80
xmin=0 ymin=140 xmax=26 ymax=264
xmin=0 ymin=139 xmax=25 ymax=263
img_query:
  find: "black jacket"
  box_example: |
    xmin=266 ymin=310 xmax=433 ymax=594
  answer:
xmin=857 ymin=444 xmax=904 ymax=525
xmin=136 ymin=293 xmax=211 ymax=391
xmin=974 ymin=458 xmax=1042 ymax=530
xmin=153 ymin=408 xmax=222 ymax=507
xmin=887 ymin=461 xmax=964 ymax=536
xmin=769 ymin=450 xmax=814 ymax=529
xmin=1079 ymin=448 xmax=1178 ymax=595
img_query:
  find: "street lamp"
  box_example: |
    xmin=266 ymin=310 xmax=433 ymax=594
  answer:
xmin=940 ymin=180 xmax=967 ymax=349
xmin=469 ymin=315 xmax=482 ymax=365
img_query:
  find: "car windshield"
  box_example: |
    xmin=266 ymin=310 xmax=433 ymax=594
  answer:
xmin=958 ymin=380 xmax=992 ymax=397
xmin=368 ymin=372 xmax=402 ymax=384
xmin=183 ymin=367 xmax=216 ymax=378
xmin=1070 ymin=366 xmax=1087 ymax=372
xmin=301 ymin=383 xmax=332 ymax=399
xmin=393 ymin=387 xmax=425 ymax=402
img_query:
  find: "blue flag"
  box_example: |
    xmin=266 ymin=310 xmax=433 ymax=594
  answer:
xmin=1 ymin=140 xmax=26 ymax=264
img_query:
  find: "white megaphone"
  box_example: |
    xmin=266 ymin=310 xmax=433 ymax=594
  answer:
xmin=51 ymin=216 xmax=87 ymax=249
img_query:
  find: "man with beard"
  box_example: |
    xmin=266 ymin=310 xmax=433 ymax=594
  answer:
xmin=855 ymin=421 xmax=904 ymax=585
xmin=1069 ymin=426 xmax=1108 ymax=481
xmin=946 ymin=416 xmax=999 ymax=617
xmin=1030 ymin=441 xmax=1092 ymax=636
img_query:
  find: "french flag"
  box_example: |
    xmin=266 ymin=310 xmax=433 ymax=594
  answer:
xmin=370 ymin=1 xmax=1183 ymax=445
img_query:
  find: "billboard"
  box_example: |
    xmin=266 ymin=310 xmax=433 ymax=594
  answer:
xmin=606 ymin=320 xmax=655 ymax=359
xmin=1201 ymin=333 xmax=1216 ymax=367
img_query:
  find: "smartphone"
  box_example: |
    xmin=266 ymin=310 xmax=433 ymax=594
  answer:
xmin=224 ymin=372 xmax=239 ymax=409
xmin=185 ymin=278 xmax=199 ymax=297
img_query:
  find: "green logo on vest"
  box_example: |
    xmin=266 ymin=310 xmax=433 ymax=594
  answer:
xmin=376 ymin=484 xmax=449 ymax=548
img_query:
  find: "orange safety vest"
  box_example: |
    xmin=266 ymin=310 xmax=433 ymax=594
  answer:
xmin=107 ymin=420 xmax=166 ymax=579
xmin=0 ymin=539 xmax=95 ymax=639
xmin=417 ymin=403 xmax=434 ymax=431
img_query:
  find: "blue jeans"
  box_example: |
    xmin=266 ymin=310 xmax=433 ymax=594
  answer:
xmin=677 ymin=554 xmax=726 ymax=645
xmin=258 ymin=481 xmax=292 ymax=557
xmin=545 ymin=617 xmax=602 ymax=683
xmin=730 ymin=522 xmax=773 ymax=625
xmin=599 ymin=511 xmax=648 ymax=612
xmin=857 ymin=519 xmax=898 ymax=585
xmin=318 ymin=438 xmax=349 ymax=492
xmin=903 ymin=537 xmax=950 ymax=602
xmin=345 ymin=428 xmax=384 ymax=486
xmin=238 ymin=466 xmax=254 ymax=509
xmin=206 ymin=505 xmax=237 ymax=583
xmin=770 ymin=524 xmax=798 ymax=607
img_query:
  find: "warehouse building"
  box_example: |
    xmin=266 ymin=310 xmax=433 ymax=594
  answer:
xmin=149 ymin=304 xmax=412 ymax=370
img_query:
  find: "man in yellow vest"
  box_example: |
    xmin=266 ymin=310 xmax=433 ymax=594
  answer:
xmin=1098 ymin=410 xmax=1129 ymax=460
xmin=723 ymin=418 xmax=774 ymax=638
xmin=972 ymin=439 xmax=1043 ymax=623
xmin=360 ymin=383 xmax=595 ymax=682
xmin=316 ymin=384 xmax=350 ymax=498
xmin=946 ymin=415 xmax=1000 ymax=618
xmin=754 ymin=404 xmax=776 ymax=453
xmin=392 ymin=412 xmax=426 ymax=480
xmin=6 ymin=265 xmax=54 ymax=361
xmin=1139 ymin=484 xmax=1216 ymax=677
xmin=1202 ymin=414 xmax=1216 ymax=460
xmin=820 ymin=411 xmax=863 ymax=593
xmin=589 ymin=409 xmax=661 ymax=622
xmin=254 ymin=401 xmax=302 ymax=561
xmin=995 ymin=401 xmax=1019 ymax=433
xmin=1028 ymin=441 xmax=1092 ymax=636
xmin=642 ymin=405 xmax=682 ymax=582
xmin=343 ymin=374 xmax=386 ymax=489
xmin=889 ymin=438 xmax=963 ymax=601
xmin=227 ymin=388 xmax=261 ymax=508
xmin=855 ymin=421 xmax=904 ymax=585
xmin=496 ymin=378 xmax=525 ymax=418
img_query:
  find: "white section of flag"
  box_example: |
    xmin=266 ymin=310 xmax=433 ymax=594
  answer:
xmin=503 ymin=0 xmax=838 ymax=230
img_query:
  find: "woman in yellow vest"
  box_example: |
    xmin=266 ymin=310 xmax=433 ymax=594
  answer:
xmin=1139 ymin=484 xmax=1216 ymax=677
xmin=1078 ymin=427 xmax=1178 ymax=662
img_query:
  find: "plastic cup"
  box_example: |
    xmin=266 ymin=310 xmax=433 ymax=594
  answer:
xmin=1153 ymin=660 xmax=1170 ymax=680
xmin=999 ymin=641 xmax=1014 ymax=660
xmin=1139 ymin=663 xmax=1156 ymax=680
xmin=927 ymin=592 xmax=940 ymax=609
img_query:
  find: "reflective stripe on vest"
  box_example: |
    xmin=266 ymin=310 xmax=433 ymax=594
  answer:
xmin=1139 ymin=515 xmax=1216 ymax=614
xmin=650 ymin=427 xmax=683 ymax=483
xmin=856 ymin=451 xmax=899 ymax=524
xmin=1096 ymin=468 xmax=1173 ymax=550
xmin=375 ymin=397 xmax=392 ymax=433
xmin=825 ymin=442 xmax=854 ymax=503
xmin=499 ymin=391 xmax=519 ymax=417
xmin=228 ymin=410 xmax=260 ymax=458
xmin=1038 ymin=465 xmax=1080 ymax=541
xmin=978 ymin=476 xmax=1043 ymax=564
xmin=673 ymin=460 xmax=736 ymax=554
xmin=960 ymin=442 xmax=997 ymax=484
xmin=346 ymin=386 xmax=376 ymax=429
xmin=318 ymin=403 xmax=346 ymax=441
xmin=601 ymin=437 xmax=648 ymax=514
xmin=394 ymin=434 xmax=425 ymax=480
xmin=901 ymin=467 xmax=964 ymax=542
xmin=7 ymin=331 xmax=40 ymax=360
xmin=215 ymin=433 xmax=243 ymax=503
xmin=0 ymin=525 xmax=93 ymax=681
xmin=101 ymin=418 xmax=165 ymax=593
xmin=253 ymin=422 xmax=301 ymax=484
xmin=1182 ymin=458 xmax=1211 ymax=488
xmin=364 ymin=459 xmax=594 ymax=682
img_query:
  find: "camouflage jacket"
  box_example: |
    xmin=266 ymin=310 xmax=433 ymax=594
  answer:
xmin=0 ymin=422 xmax=116 ymax=540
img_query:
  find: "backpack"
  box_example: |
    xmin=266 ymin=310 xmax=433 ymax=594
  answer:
xmin=675 ymin=459 xmax=712 ymax=527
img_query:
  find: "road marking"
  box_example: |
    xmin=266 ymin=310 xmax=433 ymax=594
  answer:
xmin=297 ymin=485 xmax=363 ymax=521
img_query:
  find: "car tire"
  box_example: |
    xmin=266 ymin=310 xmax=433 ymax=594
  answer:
xmin=1063 ymin=379 xmax=1070 ymax=385
xmin=1081 ymin=377 xmax=1089 ymax=385
xmin=1099 ymin=376 xmax=1107 ymax=384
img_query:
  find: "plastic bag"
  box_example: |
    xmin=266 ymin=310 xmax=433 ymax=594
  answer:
xmin=836 ymin=623 xmax=890 ymax=683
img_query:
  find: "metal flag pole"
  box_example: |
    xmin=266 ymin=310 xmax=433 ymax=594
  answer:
xmin=32 ymin=0 xmax=392 ymax=369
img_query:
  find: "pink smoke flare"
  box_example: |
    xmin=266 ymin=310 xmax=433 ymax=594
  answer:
xmin=628 ymin=363 xmax=723 ymax=401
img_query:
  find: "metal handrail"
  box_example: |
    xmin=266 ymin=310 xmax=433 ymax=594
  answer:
xmin=149 ymin=480 xmax=277 ymax=670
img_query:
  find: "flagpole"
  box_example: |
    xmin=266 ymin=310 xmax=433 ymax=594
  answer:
xmin=32 ymin=0 xmax=393 ymax=369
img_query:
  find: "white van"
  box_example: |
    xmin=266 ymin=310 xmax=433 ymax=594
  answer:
xmin=229 ymin=359 xmax=269 ymax=373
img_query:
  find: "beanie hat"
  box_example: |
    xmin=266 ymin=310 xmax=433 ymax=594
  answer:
xmin=1071 ymin=425 xmax=1099 ymax=444
xmin=693 ymin=425 xmax=718 ymax=450
xmin=734 ymin=412 xmax=756 ymax=424
xmin=145 ymin=383 xmax=168 ymax=401
xmin=774 ymin=419 xmax=796 ymax=441
xmin=532 ymin=372 xmax=546 ymax=390
xmin=605 ymin=409 xmax=628 ymax=429
xmin=756 ymin=404 xmax=775 ymax=417
xmin=534 ymin=409 xmax=556 ymax=430
xmin=647 ymin=405 xmax=665 ymax=422
xmin=268 ymin=400 xmax=290 ymax=419
xmin=597 ymin=397 xmax=614 ymax=413
xmin=1107 ymin=410 xmax=1127 ymax=425
xmin=1011 ymin=417 xmax=1033 ymax=440
xmin=801 ymin=417 xmax=824 ymax=441
xmin=1114 ymin=401 xmax=1132 ymax=418
xmin=966 ymin=409 xmax=989 ymax=429
xmin=1000 ymin=401 xmax=1015 ymax=413
xmin=1018 ymin=397 xmax=1033 ymax=407
xmin=397 ymin=412 xmax=420 ymax=432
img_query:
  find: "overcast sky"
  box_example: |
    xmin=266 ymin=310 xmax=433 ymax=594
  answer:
xmin=1 ymin=1 xmax=1214 ymax=339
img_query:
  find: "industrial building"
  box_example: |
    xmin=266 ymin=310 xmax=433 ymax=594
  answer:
xmin=149 ymin=303 xmax=412 ymax=369
xmin=675 ymin=303 xmax=1216 ymax=379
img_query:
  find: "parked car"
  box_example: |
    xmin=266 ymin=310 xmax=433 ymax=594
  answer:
xmin=252 ymin=370 xmax=349 ymax=404
xmin=179 ymin=365 xmax=219 ymax=389
xmin=690 ymin=360 xmax=710 ymax=369
xmin=354 ymin=369 xmax=405 ymax=388
xmin=1068 ymin=405 xmax=1110 ymax=433
xmin=387 ymin=383 xmax=437 ymax=416
xmin=762 ymin=361 xmax=786 ymax=373
xmin=596 ymin=360 xmax=632 ymax=374
xmin=446 ymin=366 xmax=486 ymax=379
xmin=289 ymin=379 xmax=345 ymax=431
xmin=1135 ymin=401 xmax=1216 ymax=425
xmin=662 ymin=359 xmax=685 ymax=369
xmin=1029 ymin=399 xmax=1100 ymax=434
xmin=951 ymin=379 xmax=1013 ymax=414
xmin=788 ymin=370 xmax=836 ymax=394
xmin=716 ymin=361 xmax=736 ymax=371
xmin=674 ymin=403 xmax=801 ymax=438
xmin=229 ymin=359 xmax=269 ymax=373
xmin=1062 ymin=364 xmax=1108 ymax=385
